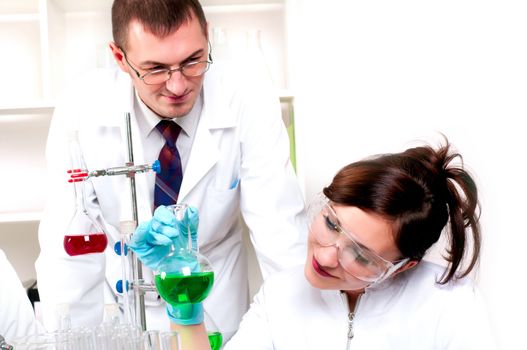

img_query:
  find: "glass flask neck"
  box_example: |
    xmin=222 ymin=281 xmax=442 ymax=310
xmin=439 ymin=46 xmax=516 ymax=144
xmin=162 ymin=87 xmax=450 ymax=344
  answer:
xmin=68 ymin=132 xmax=90 ymax=213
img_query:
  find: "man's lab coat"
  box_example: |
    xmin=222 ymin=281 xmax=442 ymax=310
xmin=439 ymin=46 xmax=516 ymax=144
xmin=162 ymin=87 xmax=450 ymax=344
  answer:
xmin=35 ymin=64 xmax=307 ymax=338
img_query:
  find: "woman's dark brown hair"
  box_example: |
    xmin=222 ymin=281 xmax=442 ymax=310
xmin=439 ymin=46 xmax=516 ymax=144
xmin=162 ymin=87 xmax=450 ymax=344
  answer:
xmin=323 ymin=140 xmax=481 ymax=284
xmin=112 ymin=0 xmax=208 ymax=50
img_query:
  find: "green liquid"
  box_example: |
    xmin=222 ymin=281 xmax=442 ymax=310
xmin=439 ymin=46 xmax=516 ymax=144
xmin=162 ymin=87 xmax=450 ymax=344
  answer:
xmin=155 ymin=271 xmax=214 ymax=305
xmin=208 ymin=331 xmax=222 ymax=350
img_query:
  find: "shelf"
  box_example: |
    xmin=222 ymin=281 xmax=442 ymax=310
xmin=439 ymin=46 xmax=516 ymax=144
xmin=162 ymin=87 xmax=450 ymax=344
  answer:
xmin=0 ymin=101 xmax=55 ymax=114
xmin=0 ymin=13 xmax=39 ymax=22
xmin=0 ymin=211 xmax=42 ymax=223
xmin=0 ymin=91 xmax=291 ymax=114
xmin=49 ymin=0 xmax=112 ymax=13
xmin=204 ymin=3 xmax=283 ymax=14
xmin=50 ymin=0 xmax=283 ymax=13
xmin=279 ymin=89 xmax=294 ymax=102
xmin=0 ymin=0 xmax=39 ymax=14
xmin=202 ymin=0 xmax=283 ymax=5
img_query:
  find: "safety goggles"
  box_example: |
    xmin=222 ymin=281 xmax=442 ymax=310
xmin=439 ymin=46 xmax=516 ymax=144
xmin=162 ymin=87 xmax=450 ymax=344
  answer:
xmin=307 ymin=193 xmax=409 ymax=284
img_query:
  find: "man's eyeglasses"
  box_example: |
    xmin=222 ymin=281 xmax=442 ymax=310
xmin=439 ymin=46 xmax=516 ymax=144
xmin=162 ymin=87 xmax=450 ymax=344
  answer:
xmin=307 ymin=193 xmax=409 ymax=284
xmin=121 ymin=49 xmax=213 ymax=85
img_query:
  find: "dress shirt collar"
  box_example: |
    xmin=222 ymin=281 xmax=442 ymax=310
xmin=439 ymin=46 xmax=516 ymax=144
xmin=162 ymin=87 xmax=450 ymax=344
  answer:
xmin=133 ymin=89 xmax=203 ymax=139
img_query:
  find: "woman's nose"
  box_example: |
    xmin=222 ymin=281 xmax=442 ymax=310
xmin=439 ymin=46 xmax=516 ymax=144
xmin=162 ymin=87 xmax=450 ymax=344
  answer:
xmin=315 ymin=244 xmax=340 ymax=269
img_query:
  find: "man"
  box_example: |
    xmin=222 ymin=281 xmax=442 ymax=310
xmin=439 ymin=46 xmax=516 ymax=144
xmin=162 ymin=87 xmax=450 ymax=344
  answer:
xmin=35 ymin=0 xmax=306 ymax=341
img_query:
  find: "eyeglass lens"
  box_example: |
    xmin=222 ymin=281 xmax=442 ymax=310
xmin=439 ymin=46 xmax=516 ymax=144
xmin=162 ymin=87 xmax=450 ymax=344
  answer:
xmin=143 ymin=61 xmax=210 ymax=84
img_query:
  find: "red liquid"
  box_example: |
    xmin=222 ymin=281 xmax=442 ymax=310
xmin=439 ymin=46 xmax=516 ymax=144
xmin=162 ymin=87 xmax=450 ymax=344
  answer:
xmin=64 ymin=233 xmax=108 ymax=256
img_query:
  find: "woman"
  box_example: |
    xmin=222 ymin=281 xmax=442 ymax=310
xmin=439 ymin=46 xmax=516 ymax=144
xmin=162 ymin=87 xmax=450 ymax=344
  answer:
xmin=136 ymin=140 xmax=496 ymax=349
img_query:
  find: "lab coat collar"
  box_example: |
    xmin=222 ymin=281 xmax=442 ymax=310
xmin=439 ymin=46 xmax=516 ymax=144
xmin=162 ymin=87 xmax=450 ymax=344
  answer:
xmin=200 ymin=64 xmax=238 ymax=129
xmin=304 ymin=288 xmax=350 ymax=348
xmin=134 ymin=89 xmax=202 ymax=140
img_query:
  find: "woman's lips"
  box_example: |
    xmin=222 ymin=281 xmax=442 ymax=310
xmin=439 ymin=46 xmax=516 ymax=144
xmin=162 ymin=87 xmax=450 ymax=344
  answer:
xmin=312 ymin=257 xmax=337 ymax=278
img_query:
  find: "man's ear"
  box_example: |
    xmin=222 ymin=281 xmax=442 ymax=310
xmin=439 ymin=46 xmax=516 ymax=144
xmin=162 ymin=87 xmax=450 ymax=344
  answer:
xmin=109 ymin=42 xmax=128 ymax=73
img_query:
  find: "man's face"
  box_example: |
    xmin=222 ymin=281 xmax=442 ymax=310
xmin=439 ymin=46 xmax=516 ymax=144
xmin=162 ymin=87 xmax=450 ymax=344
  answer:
xmin=115 ymin=16 xmax=208 ymax=119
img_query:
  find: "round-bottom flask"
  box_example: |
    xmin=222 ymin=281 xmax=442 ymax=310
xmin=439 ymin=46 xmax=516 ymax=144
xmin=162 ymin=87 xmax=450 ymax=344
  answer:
xmin=154 ymin=205 xmax=214 ymax=306
xmin=154 ymin=248 xmax=214 ymax=305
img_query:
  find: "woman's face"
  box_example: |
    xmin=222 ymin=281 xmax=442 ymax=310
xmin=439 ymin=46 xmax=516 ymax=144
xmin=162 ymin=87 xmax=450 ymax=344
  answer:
xmin=304 ymin=204 xmax=403 ymax=292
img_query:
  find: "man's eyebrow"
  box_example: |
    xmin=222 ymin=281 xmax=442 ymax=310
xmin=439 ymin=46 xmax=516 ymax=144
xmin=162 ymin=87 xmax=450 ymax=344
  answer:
xmin=138 ymin=49 xmax=205 ymax=67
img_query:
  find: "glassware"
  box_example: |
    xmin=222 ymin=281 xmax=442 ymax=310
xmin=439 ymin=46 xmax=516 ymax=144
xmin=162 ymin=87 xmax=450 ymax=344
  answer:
xmin=154 ymin=204 xmax=214 ymax=306
xmin=159 ymin=331 xmax=180 ymax=350
xmin=204 ymin=310 xmax=223 ymax=350
xmin=63 ymin=131 xmax=108 ymax=256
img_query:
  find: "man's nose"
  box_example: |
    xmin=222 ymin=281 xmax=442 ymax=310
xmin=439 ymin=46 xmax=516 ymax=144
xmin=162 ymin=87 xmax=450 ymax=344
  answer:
xmin=165 ymin=70 xmax=187 ymax=95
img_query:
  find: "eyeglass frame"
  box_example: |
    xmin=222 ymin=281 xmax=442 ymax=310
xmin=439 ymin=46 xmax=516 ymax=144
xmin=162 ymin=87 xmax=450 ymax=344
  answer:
xmin=119 ymin=42 xmax=213 ymax=85
xmin=309 ymin=193 xmax=410 ymax=284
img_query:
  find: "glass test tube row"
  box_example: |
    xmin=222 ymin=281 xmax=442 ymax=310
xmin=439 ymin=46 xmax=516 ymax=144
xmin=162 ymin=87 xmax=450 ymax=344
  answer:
xmin=10 ymin=324 xmax=180 ymax=350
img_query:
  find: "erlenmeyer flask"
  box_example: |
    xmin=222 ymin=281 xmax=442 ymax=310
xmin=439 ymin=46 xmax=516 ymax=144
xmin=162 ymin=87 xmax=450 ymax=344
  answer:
xmin=63 ymin=131 xmax=108 ymax=256
xmin=154 ymin=204 xmax=214 ymax=306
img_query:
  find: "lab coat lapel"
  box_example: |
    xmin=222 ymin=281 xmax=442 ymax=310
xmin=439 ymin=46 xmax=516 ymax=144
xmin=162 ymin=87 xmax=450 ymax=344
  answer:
xmin=178 ymin=70 xmax=235 ymax=201
xmin=177 ymin=111 xmax=219 ymax=201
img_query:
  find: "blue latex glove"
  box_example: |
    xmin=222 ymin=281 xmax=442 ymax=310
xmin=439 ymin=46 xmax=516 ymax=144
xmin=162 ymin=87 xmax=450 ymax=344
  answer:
xmin=167 ymin=302 xmax=204 ymax=325
xmin=128 ymin=205 xmax=198 ymax=270
xmin=128 ymin=205 xmax=204 ymax=325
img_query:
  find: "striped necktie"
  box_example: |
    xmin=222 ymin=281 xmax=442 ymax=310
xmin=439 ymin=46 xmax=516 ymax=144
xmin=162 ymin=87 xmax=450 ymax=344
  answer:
xmin=154 ymin=120 xmax=183 ymax=209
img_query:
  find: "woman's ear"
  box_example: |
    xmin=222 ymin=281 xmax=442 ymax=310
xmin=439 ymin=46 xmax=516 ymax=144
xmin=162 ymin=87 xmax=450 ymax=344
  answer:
xmin=393 ymin=260 xmax=419 ymax=277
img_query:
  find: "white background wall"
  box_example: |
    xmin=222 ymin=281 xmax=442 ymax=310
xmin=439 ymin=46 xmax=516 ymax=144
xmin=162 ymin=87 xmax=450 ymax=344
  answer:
xmin=287 ymin=1 xmax=526 ymax=349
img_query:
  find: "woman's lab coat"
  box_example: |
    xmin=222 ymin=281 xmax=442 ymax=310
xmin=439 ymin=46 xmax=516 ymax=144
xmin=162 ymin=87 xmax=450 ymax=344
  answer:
xmin=35 ymin=64 xmax=306 ymax=337
xmin=0 ymin=249 xmax=44 ymax=342
xmin=225 ymin=262 xmax=497 ymax=350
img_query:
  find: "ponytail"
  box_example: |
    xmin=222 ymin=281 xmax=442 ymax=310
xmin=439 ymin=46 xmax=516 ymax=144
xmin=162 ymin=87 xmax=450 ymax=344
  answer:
xmin=325 ymin=139 xmax=481 ymax=284
xmin=434 ymin=145 xmax=481 ymax=283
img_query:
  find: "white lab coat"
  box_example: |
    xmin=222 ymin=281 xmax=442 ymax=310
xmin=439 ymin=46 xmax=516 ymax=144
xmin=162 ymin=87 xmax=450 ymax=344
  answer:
xmin=0 ymin=249 xmax=44 ymax=343
xmin=35 ymin=63 xmax=307 ymax=338
xmin=225 ymin=262 xmax=497 ymax=350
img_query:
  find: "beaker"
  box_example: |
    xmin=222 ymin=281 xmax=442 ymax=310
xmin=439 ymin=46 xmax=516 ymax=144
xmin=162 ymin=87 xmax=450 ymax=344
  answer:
xmin=63 ymin=131 xmax=108 ymax=256
xmin=154 ymin=205 xmax=214 ymax=306
xmin=205 ymin=310 xmax=223 ymax=350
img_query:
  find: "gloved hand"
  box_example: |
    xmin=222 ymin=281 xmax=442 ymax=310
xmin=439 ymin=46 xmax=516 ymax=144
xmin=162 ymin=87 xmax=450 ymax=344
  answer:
xmin=128 ymin=205 xmax=198 ymax=270
xmin=167 ymin=302 xmax=204 ymax=325
xmin=129 ymin=204 xmax=204 ymax=325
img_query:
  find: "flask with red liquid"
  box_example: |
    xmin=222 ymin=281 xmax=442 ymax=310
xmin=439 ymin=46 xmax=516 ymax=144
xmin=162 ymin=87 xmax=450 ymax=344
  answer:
xmin=63 ymin=131 xmax=108 ymax=256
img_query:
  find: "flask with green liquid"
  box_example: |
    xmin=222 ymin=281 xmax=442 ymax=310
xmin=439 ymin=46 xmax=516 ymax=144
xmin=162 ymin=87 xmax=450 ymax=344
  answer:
xmin=154 ymin=204 xmax=214 ymax=305
xmin=154 ymin=205 xmax=221 ymax=349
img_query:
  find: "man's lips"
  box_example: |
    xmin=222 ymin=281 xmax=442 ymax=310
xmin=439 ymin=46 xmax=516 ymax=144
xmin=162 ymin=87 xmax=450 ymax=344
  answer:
xmin=163 ymin=91 xmax=190 ymax=103
xmin=312 ymin=257 xmax=337 ymax=278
